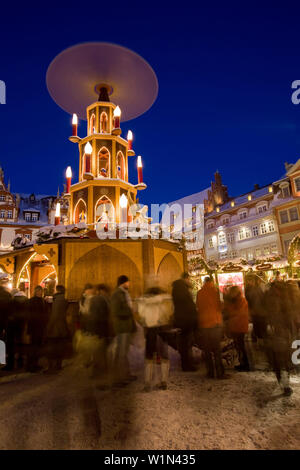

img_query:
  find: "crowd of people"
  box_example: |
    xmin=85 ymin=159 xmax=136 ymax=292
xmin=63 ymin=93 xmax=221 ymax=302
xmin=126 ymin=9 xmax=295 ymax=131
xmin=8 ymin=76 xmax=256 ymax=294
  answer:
xmin=0 ymin=270 xmax=299 ymax=395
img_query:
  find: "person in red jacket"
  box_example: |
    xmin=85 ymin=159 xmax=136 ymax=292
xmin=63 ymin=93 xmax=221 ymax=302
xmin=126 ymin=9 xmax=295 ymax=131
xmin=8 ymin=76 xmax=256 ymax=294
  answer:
xmin=196 ymin=277 xmax=225 ymax=379
xmin=223 ymin=286 xmax=250 ymax=371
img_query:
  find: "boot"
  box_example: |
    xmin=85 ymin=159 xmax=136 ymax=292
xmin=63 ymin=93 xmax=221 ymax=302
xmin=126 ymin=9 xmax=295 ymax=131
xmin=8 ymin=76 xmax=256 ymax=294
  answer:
xmin=143 ymin=360 xmax=153 ymax=392
xmin=159 ymin=359 xmax=170 ymax=390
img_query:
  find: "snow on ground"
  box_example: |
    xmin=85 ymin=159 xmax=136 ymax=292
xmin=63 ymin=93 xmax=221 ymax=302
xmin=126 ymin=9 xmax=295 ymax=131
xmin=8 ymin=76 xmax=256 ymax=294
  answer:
xmin=0 ymin=338 xmax=299 ymax=450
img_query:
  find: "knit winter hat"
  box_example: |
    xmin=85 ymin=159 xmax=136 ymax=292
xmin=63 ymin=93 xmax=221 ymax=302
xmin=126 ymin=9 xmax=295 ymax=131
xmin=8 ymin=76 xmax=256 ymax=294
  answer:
xmin=118 ymin=275 xmax=129 ymax=286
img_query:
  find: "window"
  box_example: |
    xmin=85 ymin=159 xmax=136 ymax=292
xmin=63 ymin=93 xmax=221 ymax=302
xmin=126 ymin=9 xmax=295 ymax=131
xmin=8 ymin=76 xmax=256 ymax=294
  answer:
xmin=295 ymin=177 xmax=300 ymax=192
xmin=0 ymin=195 xmax=5 ymax=202
xmin=208 ymin=238 xmax=214 ymax=248
xmin=252 ymin=225 xmax=259 ymax=237
xmin=282 ymin=186 xmax=290 ymax=198
xmin=264 ymin=246 xmax=270 ymax=256
xmin=267 ymin=220 xmax=275 ymax=232
xmin=238 ymin=227 xmax=251 ymax=240
xmin=289 ymin=207 xmax=298 ymax=221
xmin=117 ymin=152 xmax=125 ymax=180
xmin=227 ymin=232 xmax=235 ymax=243
xmin=218 ymin=233 xmax=226 ymax=245
xmin=279 ymin=208 xmax=299 ymax=224
xmin=247 ymin=252 xmax=254 ymax=261
xmin=0 ymin=210 xmax=5 ymax=218
xmin=258 ymin=205 xmax=268 ymax=214
xmin=229 ymin=250 xmax=237 ymax=259
xmin=271 ymin=243 xmax=278 ymax=254
xmin=98 ymin=147 xmax=110 ymax=178
xmin=280 ymin=210 xmax=289 ymax=224
xmin=207 ymin=221 xmax=214 ymax=230
xmin=222 ymin=217 xmax=230 ymax=225
xmin=256 ymin=248 xmax=262 ymax=258
xmin=239 ymin=211 xmax=247 ymax=220
xmin=24 ymin=213 xmax=31 ymax=222
xmin=100 ymin=112 xmax=108 ymax=133
xmin=31 ymin=213 xmax=39 ymax=222
xmin=89 ymin=113 xmax=96 ymax=134
xmin=7 ymin=210 xmax=12 ymax=219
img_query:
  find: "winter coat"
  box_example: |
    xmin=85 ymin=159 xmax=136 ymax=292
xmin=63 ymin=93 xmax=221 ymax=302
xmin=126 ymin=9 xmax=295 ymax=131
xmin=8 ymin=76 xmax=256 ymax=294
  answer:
xmin=196 ymin=282 xmax=223 ymax=329
xmin=47 ymin=293 xmax=69 ymax=339
xmin=27 ymin=296 xmax=49 ymax=344
xmin=13 ymin=292 xmax=29 ymax=343
xmin=224 ymin=295 xmax=249 ymax=335
xmin=245 ymin=284 xmax=265 ymax=320
xmin=0 ymin=286 xmax=12 ymax=334
xmin=85 ymin=294 xmax=110 ymax=338
xmin=136 ymin=293 xmax=174 ymax=328
xmin=263 ymin=282 xmax=295 ymax=339
xmin=111 ymin=287 xmax=135 ymax=335
xmin=79 ymin=294 xmax=93 ymax=330
xmin=171 ymin=279 xmax=197 ymax=330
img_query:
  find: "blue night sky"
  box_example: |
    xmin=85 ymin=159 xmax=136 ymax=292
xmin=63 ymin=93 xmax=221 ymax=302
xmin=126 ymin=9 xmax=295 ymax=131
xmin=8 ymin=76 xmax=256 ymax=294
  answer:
xmin=0 ymin=2 xmax=300 ymax=207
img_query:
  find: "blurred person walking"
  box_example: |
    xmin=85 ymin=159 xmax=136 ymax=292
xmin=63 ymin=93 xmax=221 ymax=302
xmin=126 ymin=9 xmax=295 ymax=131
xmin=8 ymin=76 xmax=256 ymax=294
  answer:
xmin=46 ymin=285 xmax=70 ymax=373
xmin=27 ymin=285 xmax=49 ymax=372
xmin=0 ymin=274 xmax=13 ymax=370
xmin=196 ymin=277 xmax=225 ymax=379
xmin=245 ymin=276 xmax=267 ymax=342
xmin=79 ymin=283 xmax=95 ymax=331
xmin=172 ymin=273 xmax=197 ymax=371
xmin=223 ymin=286 xmax=250 ymax=371
xmin=136 ymin=287 xmax=173 ymax=391
xmin=111 ymin=275 xmax=136 ymax=386
xmin=263 ymin=281 xmax=295 ymax=396
xmin=85 ymin=284 xmax=112 ymax=382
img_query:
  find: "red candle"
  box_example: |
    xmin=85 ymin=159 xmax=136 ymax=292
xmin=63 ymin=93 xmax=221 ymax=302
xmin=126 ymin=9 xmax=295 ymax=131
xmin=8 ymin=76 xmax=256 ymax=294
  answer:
xmin=72 ymin=114 xmax=78 ymax=136
xmin=66 ymin=166 xmax=72 ymax=193
xmin=85 ymin=155 xmax=91 ymax=173
xmin=127 ymin=130 xmax=133 ymax=150
xmin=137 ymin=156 xmax=143 ymax=184
xmin=113 ymin=106 xmax=121 ymax=129
xmin=55 ymin=203 xmax=60 ymax=226
xmin=84 ymin=142 xmax=92 ymax=173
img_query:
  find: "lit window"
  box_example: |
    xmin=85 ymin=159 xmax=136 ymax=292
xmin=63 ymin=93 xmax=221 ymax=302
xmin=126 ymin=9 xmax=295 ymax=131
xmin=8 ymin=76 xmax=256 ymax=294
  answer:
xmin=279 ymin=210 xmax=289 ymax=224
xmin=264 ymin=246 xmax=270 ymax=256
xmin=208 ymin=238 xmax=214 ymax=248
xmin=7 ymin=210 xmax=12 ymax=219
xmin=98 ymin=148 xmax=110 ymax=178
xmin=100 ymin=112 xmax=108 ymax=133
xmin=260 ymin=222 xmax=267 ymax=234
xmin=252 ymin=225 xmax=259 ymax=237
xmin=218 ymin=233 xmax=226 ymax=245
xmin=271 ymin=244 xmax=278 ymax=254
xmin=289 ymin=207 xmax=298 ymax=221
xmin=24 ymin=213 xmax=31 ymax=222
xmin=0 ymin=210 xmax=5 ymax=218
xmin=256 ymin=248 xmax=262 ymax=257
xmin=32 ymin=213 xmax=38 ymax=222
xmin=238 ymin=227 xmax=251 ymax=240
xmin=248 ymin=252 xmax=254 ymax=260
xmin=267 ymin=220 xmax=275 ymax=232
xmin=0 ymin=195 xmax=5 ymax=202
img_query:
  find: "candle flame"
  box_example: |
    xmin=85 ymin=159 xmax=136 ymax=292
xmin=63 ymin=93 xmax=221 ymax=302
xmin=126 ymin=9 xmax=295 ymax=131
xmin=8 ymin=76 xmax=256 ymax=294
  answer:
xmin=120 ymin=194 xmax=128 ymax=208
xmin=66 ymin=166 xmax=72 ymax=179
xmin=127 ymin=130 xmax=133 ymax=141
xmin=137 ymin=155 xmax=143 ymax=168
xmin=55 ymin=202 xmax=61 ymax=217
xmin=72 ymin=113 xmax=78 ymax=125
xmin=84 ymin=142 xmax=93 ymax=155
xmin=114 ymin=106 xmax=121 ymax=117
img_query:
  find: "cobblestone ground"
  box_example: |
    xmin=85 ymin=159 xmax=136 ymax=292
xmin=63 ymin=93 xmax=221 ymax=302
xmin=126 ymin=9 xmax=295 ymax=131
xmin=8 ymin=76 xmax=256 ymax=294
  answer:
xmin=0 ymin=340 xmax=299 ymax=450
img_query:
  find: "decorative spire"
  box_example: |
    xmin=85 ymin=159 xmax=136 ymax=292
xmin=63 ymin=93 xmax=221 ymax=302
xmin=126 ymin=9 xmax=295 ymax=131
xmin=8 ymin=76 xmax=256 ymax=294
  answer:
xmin=57 ymin=187 xmax=60 ymax=199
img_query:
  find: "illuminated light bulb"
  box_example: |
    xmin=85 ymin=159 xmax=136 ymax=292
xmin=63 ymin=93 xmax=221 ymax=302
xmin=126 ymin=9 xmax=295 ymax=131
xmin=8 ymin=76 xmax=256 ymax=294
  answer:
xmin=66 ymin=167 xmax=72 ymax=193
xmin=55 ymin=203 xmax=61 ymax=226
xmin=72 ymin=114 xmax=78 ymax=136
xmin=120 ymin=194 xmax=128 ymax=208
xmin=113 ymin=106 xmax=121 ymax=128
xmin=137 ymin=156 xmax=143 ymax=184
xmin=84 ymin=142 xmax=92 ymax=154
